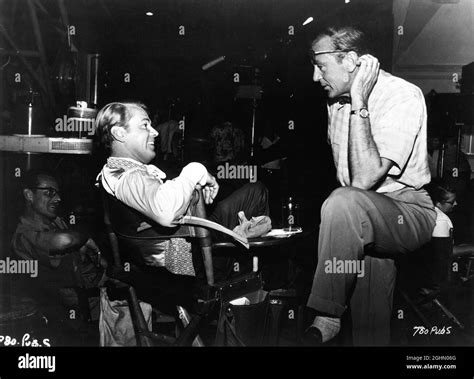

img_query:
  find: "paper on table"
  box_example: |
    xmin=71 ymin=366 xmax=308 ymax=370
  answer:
xmin=177 ymin=215 xmax=250 ymax=249
xmin=263 ymin=228 xmax=303 ymax=238
xmin=229 ymin=297 xmax=250 ymax=306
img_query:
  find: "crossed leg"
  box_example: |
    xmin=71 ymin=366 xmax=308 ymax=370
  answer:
xmin=307 ymin=186 xmax=436 ymax=345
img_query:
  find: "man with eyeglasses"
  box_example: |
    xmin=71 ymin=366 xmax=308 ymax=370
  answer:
xmin=398 ymin=181 xmax=474 ymax=300
xmin=11 ymin=169 xmax=105 ymax=327
xmin=428 ymin=181 xmax=474 ymax=262
xmin=303 ymin=26 xmax=437 ymax=346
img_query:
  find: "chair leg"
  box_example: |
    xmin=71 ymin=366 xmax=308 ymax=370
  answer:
xmin=397 ymin=288 xmax=433 ymax=328
xmin=127 ymin=286 xmax=154 ymax=347
xmin=461 ymin=258 xmax=473 ymax=282
xmin=174 ymin=306 xmax=205 ymax=347
xmin=400 ymin=287 xmax=465 ymax=333
xmin=74 ymin=287 xmax=92 ymax=323
xmin=431 ymin=298 xmax=464 ymax=329
xmin=417 ymin=288 xmax=465 ymax=329
xmin=267 ymin=301 xmax=284 ymax=346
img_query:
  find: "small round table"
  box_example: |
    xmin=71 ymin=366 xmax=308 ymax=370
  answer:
xmin=212 ymin=229 xmax=315 ymax=345
xmin=213 ymin=229 xmax=314 ymax=272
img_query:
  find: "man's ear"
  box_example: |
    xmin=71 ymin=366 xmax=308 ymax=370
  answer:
xmin=23 ymin=189 xmax=33 ymax=203
xmin=110 ymin=126 xmax=126 ymax=142
xmin=343 ymin=51 xmax=359 ymax=73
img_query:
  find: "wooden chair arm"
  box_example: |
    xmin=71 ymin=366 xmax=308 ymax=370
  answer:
xmin=192 ymin=188 xmax=214 ymax=286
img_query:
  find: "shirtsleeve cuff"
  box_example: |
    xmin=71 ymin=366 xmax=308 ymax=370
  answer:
xmin=379 ymin=149 xmax=404 ymax=176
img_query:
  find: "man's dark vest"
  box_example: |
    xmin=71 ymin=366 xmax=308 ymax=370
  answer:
xmin=101 ymin=187 xmax=196 ymax=268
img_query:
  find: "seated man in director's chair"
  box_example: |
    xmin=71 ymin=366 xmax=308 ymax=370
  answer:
xmin=94 ymin=102 xmax=270 ymax=346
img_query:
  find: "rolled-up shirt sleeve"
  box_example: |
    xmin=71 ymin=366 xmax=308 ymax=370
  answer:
xmin=115 ymin=162 xmax=208 ymax=227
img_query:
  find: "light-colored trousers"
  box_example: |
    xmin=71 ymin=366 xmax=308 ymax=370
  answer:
xmin=307 ymin=186 xmax=437 ymax=346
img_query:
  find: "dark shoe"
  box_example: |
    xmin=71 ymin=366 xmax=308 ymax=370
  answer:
xmin=301 ymin=326 xmax=323 ymax=346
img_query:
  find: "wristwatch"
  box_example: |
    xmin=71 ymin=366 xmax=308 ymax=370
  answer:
xmin=350 ymin=108 xmax=370 ymax=118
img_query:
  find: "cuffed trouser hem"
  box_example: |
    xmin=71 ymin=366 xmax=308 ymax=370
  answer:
xmin=306 ymin=294 xmax=346 ymax=318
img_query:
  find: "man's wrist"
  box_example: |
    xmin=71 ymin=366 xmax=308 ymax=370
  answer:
xmin=350 ymin=99 xmax=367 ymax=109
xmin=350 ymin=108 xmax=370 ymax=119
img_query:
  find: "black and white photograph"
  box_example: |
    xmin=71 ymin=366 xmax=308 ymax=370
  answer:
xmin=0 ymin=0 xmax=473 ymax=376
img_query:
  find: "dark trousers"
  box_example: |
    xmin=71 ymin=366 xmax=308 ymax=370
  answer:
xmin=135 ymin=182 xmax=269 ymax=310
xmin=209 ymin=181 xmax=270 ymax=232
xmin=197 ymin=181 xmax=269 ymax=282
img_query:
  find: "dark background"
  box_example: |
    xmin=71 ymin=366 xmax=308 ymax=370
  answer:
xmin=2 ymin=0 xmax=474 ymax=350
xmin=0 ymin=0 xmax=394 ymax=249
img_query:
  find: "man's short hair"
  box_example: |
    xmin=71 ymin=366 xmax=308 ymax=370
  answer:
xmin=95 ymin=101 xmax=149 ymax=153
xmin=312 ymin=25 xmax=371 ymax=62
xmin=21 ymin=169 xmax=57 ymax=191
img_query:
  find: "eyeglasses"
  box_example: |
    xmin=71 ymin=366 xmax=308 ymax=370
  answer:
xmin=441 ymin=198 xmax=456 ymax=207
xmin=33 ymin=187 xmax=61 ymax=198
xmin=309 ymin=49 xmax=351 ymax=65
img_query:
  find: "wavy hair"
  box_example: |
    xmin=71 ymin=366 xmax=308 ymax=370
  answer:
xmin=94 ymin=102 xmax=148 ymax=153
xmin=312 ymin=26 xmax=371 ymax=63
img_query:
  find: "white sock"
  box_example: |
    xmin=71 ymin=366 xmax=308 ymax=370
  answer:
xmin=311 ymin=316 xmax=341 ymax=343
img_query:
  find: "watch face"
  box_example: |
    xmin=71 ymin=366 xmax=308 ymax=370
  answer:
xmin=360 ymin=108 xmax=369 ymax=118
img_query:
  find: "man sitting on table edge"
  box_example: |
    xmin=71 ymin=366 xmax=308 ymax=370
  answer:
xmin=303 ymin=25 xmax=438 ymax=346
xmin=94 ymin=101 xmax=270 ymax=314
